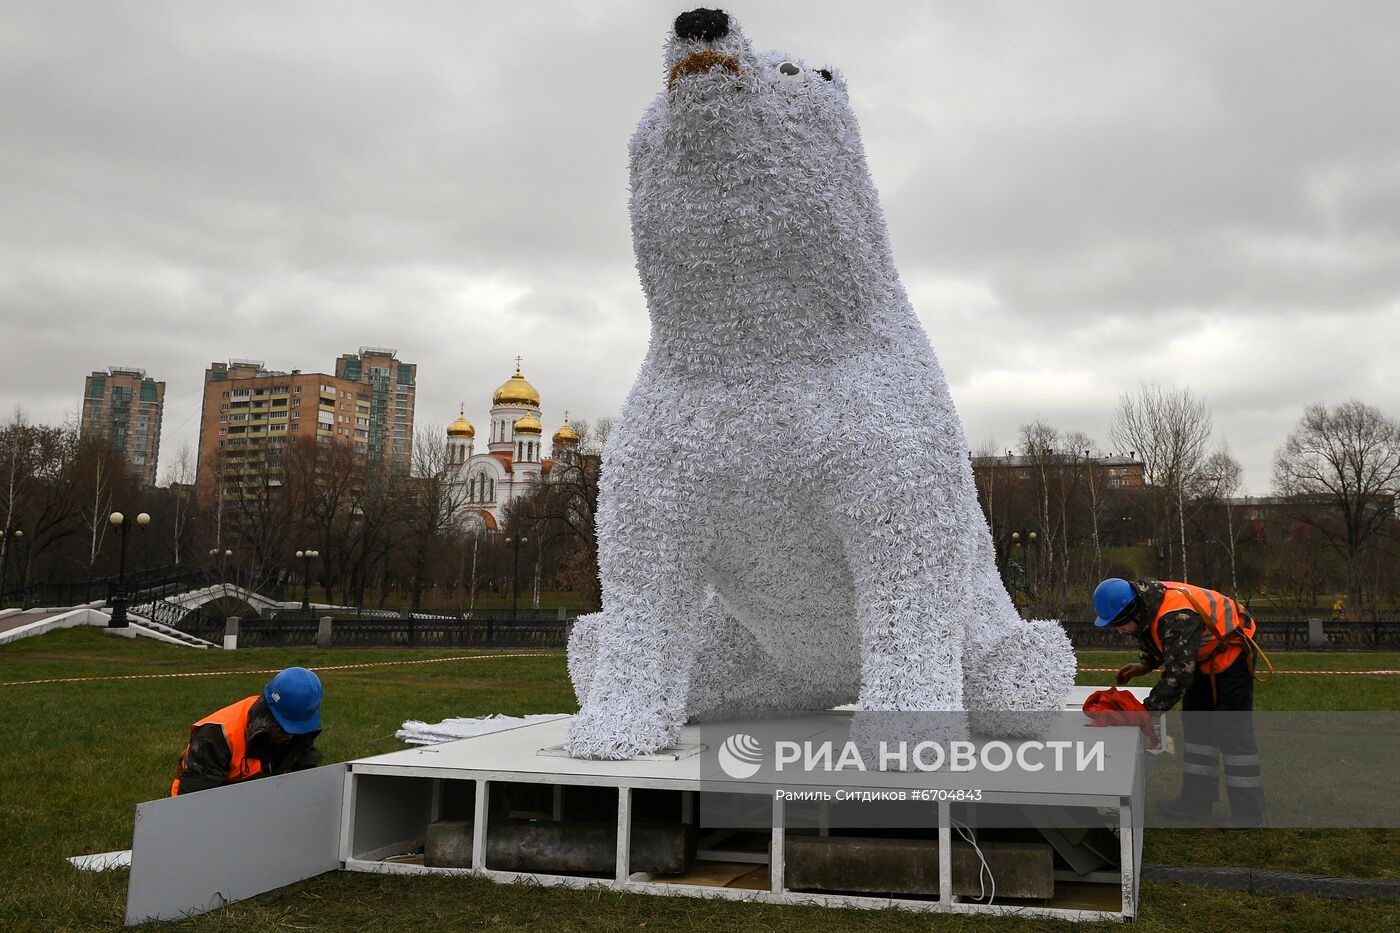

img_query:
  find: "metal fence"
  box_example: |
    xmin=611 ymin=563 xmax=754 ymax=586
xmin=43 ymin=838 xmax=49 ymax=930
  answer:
xmin=0 ymin=564 xmax=283 ymax=611
xmin=0 ymin=578 xmax=110 ymax=610
xmin=267 ymin=606 xmax=577 ymax=623
xmin=129 ymin=597 xmax=227 ymax=644
xmin=235 ymin=617 xmax=571 ymax=649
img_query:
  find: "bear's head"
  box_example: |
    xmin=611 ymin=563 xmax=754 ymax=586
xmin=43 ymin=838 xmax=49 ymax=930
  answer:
xmin=631 ymin=9 xmax=899 ymax=354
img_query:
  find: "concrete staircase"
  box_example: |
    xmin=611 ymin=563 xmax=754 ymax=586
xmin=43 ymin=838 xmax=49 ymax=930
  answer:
xmin=125 ymin=612 xmax=219 ymax=649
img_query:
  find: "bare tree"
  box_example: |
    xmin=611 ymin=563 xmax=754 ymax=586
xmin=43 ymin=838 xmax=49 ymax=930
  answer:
xmin=1018 ymin=421 xmax=1062 ymax=612
xmin=222 ymin=440 xmax=295 ymax=594
xmin=1066 ymin=431 xmax=1106 ymax=585
xmin=1110 ymin=384 xmax=1213 ymax=581
xmin=0 ymin=409 xmax=31 ymax=590
xmin=497 ymin=416 xmax=611 ymax=610
xmin=399 ymin=425 xmax=472 ymax=609
xmin=1274 ymin=400 xmax=1400 ymax=614
xmin=1199 ymin=447 xmax=1244 ymax=596
xmin=79 ymin=441 xmax=117 ymax=570
xmin=162 ymin=443 xmax=198 ymax=565
xmin=971 ymin=437 xmax=1003 ymax=550
xmin=0 ymin=414 xmax=93 ymax=585
xmin=285 ymin=434 xmax=365 ymax=602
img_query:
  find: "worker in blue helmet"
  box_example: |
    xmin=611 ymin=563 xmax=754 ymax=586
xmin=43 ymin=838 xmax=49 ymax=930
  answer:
xmin=171 ymin=667 xmax=324 ymax=795
xmin=1093 ymin=577 xmax=1263 ymax=828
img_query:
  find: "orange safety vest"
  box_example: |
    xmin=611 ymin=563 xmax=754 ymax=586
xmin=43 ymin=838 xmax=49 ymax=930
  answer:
xmin=170 ymin=695 xmax=266 ymax=796
xmin=1150 ymin=580 xmax=1257 ymax=676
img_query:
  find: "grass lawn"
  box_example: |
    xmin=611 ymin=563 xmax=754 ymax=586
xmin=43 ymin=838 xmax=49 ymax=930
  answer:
xmin=0 ymin=628 xmax=1396 ymax=931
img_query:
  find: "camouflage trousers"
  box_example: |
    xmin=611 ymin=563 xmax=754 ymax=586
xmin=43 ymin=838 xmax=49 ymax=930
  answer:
xmin=1178 ymin=654 xmax=1263 ymax=819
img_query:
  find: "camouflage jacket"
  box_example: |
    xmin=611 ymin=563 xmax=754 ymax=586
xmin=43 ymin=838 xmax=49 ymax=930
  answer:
xmin=175 ymin=696 xmax=322 ymax=795
xmin=1131 ymin=578 xmax=1203 ymax=713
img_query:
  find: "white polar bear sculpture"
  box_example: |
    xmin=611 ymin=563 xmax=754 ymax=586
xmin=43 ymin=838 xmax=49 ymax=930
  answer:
xmin=566 ymin=9 xmax=1075 ymax=760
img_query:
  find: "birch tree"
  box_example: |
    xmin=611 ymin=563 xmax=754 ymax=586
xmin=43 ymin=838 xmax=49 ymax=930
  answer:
xmin=1200 ymin=447 xmax=1244 ymax=596
xmin=1110 ymin=384 xmax=1213 ymax=580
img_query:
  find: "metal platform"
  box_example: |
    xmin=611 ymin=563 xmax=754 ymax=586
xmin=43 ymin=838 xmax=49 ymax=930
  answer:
xmin=126 ymin=688 xmax=1149 ymax=924
xmin=340 ymin=705 xmax=1145 ymax=922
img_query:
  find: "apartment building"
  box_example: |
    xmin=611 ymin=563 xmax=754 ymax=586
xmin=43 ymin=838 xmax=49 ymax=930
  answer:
xmin=80 ymin=366 xmax=165 ymax=486
xmin=334 ymin=347 xmax=417 ymax=470
xmin=972 ymin=453 xmax=1146 ymax=489
xmin=195 ymin=351 xmax=417 ymax=499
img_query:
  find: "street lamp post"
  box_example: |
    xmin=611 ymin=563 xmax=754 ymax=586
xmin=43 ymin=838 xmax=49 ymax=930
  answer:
xmin=1008 ymin=529 xmax=1038 ymax=615
xmin=504 ymin=534 xmax=528 ymax=622
xmin=209 ymin=547 xmax=233 ymax=585
xmin=207 ymin=546 xmax=232 ymax=574
xmin=296 ymin=549 xmax=320 ymax=611
xmin=108 ymin=511 xmax=151 ymax=628
xmin=0 ymin=528 xmax=23 ymax=601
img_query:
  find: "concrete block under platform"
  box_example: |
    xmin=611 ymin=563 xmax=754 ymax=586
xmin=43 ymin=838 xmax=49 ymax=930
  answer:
xmin=424 ymin=818 xmax=695 ymax=874
xmin=784 ymin=835 xmax=1054 ymax=899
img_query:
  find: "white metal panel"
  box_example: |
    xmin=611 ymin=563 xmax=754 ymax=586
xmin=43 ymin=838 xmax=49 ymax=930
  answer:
xmin=125 ymin=765 xmax=347 ymax=926
xmin=351 ymin=713 xmax=1141 ymax=799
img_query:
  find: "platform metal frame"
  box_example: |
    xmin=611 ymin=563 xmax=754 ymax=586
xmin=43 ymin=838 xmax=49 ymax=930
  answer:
xmin=339 ymin=710 xmax=1144 ymax=922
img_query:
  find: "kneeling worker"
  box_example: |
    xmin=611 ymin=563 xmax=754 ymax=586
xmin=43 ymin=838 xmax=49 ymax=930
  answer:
xmin=171 ymin=666 xmax=324 ymax=796
xmin=1093 ymin=578 xmax=1267 ymax=826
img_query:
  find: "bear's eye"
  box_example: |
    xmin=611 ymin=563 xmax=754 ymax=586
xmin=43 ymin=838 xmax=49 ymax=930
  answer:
xmin=776 ymin=61 xmax=803 ymax=83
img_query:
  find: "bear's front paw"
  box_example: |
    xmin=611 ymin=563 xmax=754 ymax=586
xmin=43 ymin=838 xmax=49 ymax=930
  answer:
xmin=963 ymin=619 xmax=1075 ymax=737
xmin=564 ymin=708 xmax=682 ymax=760
xmin=849 ymin=709 xmax=970 ymax=772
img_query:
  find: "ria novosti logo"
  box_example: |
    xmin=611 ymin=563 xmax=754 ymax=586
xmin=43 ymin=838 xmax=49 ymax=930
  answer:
xmin=713 ymin=729 xmax=1108 ymax=777
xmin=717 ymin=733 xmax=764 ymax=779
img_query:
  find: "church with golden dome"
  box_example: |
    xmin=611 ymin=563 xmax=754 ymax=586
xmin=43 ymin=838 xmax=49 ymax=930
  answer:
xmin=443 ymin=361 xmax=581 ymax=531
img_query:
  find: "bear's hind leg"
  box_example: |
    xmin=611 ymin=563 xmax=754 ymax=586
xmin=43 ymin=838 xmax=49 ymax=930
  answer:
xmin=684 ymin=596 xmax=859 ymax=722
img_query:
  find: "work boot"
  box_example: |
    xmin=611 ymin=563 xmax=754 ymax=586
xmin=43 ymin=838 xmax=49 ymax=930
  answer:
xmin=1157 ymin=797 xmax=1212 ymax=823
xmin=1220 ymin=810 xmax=1265 ymax=831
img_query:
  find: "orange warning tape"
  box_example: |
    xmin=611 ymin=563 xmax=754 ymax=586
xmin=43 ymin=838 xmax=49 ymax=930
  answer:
xmin=1077 ymin=667 xmax=1398 ymax=676
xmin=3 ymin=656 xmax=1393 ymax=688
xmin=0 ymin=651 xmax=563 ymax=687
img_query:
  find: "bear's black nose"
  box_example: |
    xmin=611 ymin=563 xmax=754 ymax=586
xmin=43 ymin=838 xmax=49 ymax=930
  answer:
xmin=675 ymin=9 xmax=729 ymax=42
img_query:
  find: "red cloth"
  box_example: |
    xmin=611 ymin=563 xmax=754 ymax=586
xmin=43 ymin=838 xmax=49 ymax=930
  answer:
xmin=1082 ymin=687 xmax=1159 ymax=749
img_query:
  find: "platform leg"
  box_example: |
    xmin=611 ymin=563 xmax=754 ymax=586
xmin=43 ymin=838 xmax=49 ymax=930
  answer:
xmin=472 ymin=780 xmax=488 ymax=871
xmin=1119 ymin=795 xmax=1134 ymax=917
xmin=771 ymin=794 xmax=786 ymax=894
xmin=938 ymin=800 xmax=953 ymax=907
xmin=616 ymin=786 xmax=632 ymax=884
xmin=337 ymin=769 xmax=357 ymax=863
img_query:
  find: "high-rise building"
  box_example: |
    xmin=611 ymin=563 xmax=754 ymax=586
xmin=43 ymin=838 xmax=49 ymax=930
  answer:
xmin=81 ymin=366 xmax=165 ymax=486
xmin=194 ymin=351 xmax=417 ymax=500
xmin=334 ymin=347 xmax=417 ymax=470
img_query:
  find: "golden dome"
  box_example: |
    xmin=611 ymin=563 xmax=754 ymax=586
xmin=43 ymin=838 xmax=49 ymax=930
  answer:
xmin=493 ymin=363 xmax=541 ymax=408
xmin=513 ymin=411 xmax=542 ymax=435
xmin=552 ymin=412 xmax=579 ymax=446
xmin=447 ymin=405 xmax=475 ymax=438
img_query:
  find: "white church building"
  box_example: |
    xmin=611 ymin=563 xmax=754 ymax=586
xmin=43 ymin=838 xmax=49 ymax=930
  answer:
xmin=444 ymin=363 xmax=580 ymax=531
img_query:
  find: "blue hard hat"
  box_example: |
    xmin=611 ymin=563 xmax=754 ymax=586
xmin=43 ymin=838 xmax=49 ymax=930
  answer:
xmin=1093 ymin=578 xmax=1137 ymax=628
xmin=264 ymin=667 xmax=322 ymax=734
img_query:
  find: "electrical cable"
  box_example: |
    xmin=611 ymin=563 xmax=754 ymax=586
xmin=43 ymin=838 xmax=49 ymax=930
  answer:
xmin=951 ymin=816 xmax=995 ymax=906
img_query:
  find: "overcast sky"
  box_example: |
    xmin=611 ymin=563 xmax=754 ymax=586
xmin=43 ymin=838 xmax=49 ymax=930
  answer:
xmin=2 ymin=1 xmax=1397 ymax=493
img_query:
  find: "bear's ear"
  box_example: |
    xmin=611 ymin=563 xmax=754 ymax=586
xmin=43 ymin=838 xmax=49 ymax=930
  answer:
xmin=813 ymin=65 xmax=849 ymax=99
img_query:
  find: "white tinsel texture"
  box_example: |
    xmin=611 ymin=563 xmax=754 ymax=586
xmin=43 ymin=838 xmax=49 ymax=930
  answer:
xmin=566 ymin=11 xmax=1075 ymax=760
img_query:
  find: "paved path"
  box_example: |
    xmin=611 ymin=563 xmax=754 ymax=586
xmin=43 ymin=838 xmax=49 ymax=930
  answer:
xmin=0 ymin=611 xmax=59 ymax=635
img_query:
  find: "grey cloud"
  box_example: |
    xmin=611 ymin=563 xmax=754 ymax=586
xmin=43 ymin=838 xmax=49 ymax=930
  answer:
xmin=0 ymin=1 xmax=1396 ymax=496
